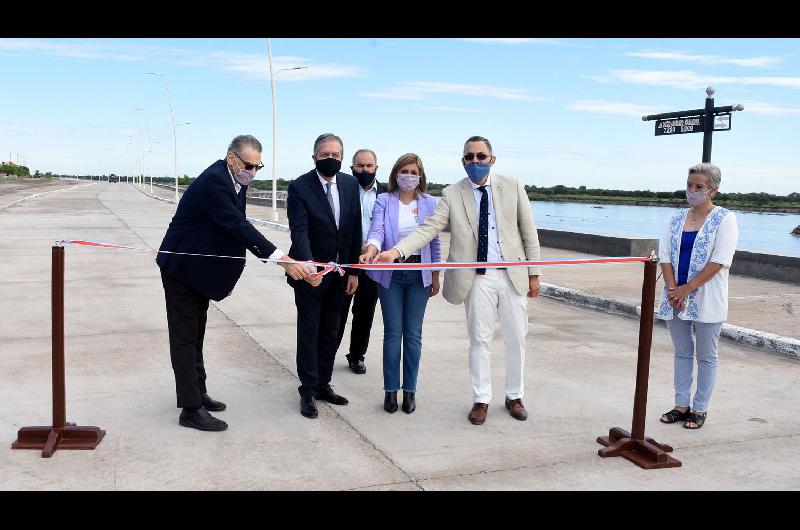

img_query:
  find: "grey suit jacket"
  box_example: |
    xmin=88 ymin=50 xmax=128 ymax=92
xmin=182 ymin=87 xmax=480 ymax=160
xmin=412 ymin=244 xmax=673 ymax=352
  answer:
xmin=395 ymin=173 xmax=541 ymax=305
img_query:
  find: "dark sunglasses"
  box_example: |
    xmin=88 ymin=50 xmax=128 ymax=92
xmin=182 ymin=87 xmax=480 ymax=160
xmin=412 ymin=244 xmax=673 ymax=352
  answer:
xmin=233 ymin=151 xmax=265 ymax=171
xmin=463 ymin=152 xmax=491 ymax=162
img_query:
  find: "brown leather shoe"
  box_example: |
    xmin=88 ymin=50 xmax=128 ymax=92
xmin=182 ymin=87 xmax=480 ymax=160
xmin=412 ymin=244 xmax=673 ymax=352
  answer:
xmin=505 ymin=397 xmax=528 ymax=421
xmin=468 ymin=403 xmax=489 ymax=425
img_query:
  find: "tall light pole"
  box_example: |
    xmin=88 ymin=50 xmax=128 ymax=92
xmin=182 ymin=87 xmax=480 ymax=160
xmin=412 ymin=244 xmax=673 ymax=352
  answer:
xmin=267 ymin=38 xmax=308 ymax=222
xmin=134 ymin=108 xmax=154 ymax=194
xmin=146 ymin=72 xmax=179 ymax=202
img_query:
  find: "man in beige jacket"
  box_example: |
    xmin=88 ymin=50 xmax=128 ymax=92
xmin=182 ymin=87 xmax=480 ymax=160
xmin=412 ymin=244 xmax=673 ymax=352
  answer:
xmin=374 ymin=136 xmax=541 ymax=425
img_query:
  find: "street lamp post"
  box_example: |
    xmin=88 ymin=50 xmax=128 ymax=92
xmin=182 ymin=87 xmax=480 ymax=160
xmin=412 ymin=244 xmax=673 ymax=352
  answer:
xmin=146 ymin=72 xmax=180 ymax=202
xmin=267 ymin=38 xmax=307 ymax=222
xmin=134 ymin=108 xmax=154 ymax=194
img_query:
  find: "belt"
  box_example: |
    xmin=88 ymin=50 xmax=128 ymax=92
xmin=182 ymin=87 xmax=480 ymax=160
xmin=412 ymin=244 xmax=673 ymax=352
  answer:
xmin=476 ymin=266 xmax=505 ymax=275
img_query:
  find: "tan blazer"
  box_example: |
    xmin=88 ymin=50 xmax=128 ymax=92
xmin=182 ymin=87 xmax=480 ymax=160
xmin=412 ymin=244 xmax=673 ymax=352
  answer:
xmin=395 ymin=173 xmax=541 ymax=305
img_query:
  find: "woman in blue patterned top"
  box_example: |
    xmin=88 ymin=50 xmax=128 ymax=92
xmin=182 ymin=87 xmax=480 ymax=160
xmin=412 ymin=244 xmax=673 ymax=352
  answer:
xmin=656 ymin=163 xmax=739 ymax=429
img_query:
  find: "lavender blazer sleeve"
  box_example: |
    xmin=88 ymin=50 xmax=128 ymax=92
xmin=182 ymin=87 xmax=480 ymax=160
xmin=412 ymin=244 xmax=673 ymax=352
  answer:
xmin=366 ymin=192 xmax=441 ymax=289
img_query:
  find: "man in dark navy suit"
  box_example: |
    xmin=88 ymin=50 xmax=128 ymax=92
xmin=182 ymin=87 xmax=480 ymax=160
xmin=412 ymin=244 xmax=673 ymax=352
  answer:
xmin=157 ymin=134 xmax=312 ymax=431
xmin=287 ymin=133 xmax=362 ymax=418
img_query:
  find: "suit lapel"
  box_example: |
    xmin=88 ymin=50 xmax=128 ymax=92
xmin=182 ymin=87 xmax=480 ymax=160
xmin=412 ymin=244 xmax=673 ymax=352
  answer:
xmin=307 ymin=171 xmax=337 ymax=227
xmin=459 ymin=179 xmax=479 ymax=241
xmin=491 ymin=176 xmax=503 ymax=233
xmin=387 ymin=192 xmax=398 ymax=245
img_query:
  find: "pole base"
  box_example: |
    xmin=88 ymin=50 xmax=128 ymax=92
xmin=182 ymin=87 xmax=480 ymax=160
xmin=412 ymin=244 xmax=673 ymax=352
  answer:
xmin=12 ymin=423 xmax=105 ymax=458
xmin=597 ymin=427 xmax=681 ymax=469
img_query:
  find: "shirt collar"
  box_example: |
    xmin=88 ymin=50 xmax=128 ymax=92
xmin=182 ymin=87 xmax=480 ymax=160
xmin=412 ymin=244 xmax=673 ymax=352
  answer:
xmin=317 ymin=170 xmax=337 ymax=186
xmin=226 ymin=163 xmax=241 ymax=192
xmin=469 ymin=172 xmax=492 ymax=190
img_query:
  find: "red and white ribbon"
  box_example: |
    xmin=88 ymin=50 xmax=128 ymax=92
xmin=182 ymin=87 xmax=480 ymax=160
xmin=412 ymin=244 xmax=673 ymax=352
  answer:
xmin=55 ymin=239 xmax=656 ymax=276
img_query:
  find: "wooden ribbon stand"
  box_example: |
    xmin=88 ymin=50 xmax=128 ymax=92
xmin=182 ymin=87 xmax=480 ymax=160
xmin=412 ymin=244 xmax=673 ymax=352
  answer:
xmin=12 ymin=245 xmax=105 ymax=458
xmin=596 ymin=257 xmax=681 ymax=469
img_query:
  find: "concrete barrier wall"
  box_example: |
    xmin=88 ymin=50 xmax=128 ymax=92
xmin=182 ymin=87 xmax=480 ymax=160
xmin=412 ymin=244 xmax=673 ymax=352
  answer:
xmin=730 ymin=250 xmax=800 ymax=284
xmin=538 ymin=228 xmax=800 ymax=285
xmin=537 ymin=229 xmax=659 ymax=257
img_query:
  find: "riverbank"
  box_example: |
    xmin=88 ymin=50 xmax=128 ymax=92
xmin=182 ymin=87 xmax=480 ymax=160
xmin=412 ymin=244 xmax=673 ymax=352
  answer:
xmin=528 ymin=195 xmax=800 ymax=214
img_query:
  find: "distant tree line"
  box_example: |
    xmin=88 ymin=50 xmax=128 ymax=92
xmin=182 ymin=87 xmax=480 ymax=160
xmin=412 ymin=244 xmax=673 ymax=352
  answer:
xmin=0 ymin=163 xmax=31 ymax=177
xmin=523 ymin=184 xmax=800 ymax=206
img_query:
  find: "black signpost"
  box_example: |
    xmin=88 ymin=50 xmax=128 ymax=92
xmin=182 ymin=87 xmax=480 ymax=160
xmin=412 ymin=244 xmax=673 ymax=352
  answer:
xmin=642 ymin=87 xmax=744 ymax=162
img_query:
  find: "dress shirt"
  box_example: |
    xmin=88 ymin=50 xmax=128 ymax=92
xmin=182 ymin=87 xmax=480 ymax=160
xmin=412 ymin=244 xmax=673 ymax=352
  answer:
xmin=359 ymin=183 xmax=378 ymax=244
xmin=470 ymin=174 xmax=503 ymax=263
xmin=317 ymin=170 xmax=340 ymax=228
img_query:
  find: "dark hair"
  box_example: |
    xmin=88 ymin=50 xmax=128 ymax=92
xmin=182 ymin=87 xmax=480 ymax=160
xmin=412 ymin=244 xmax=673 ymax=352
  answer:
xmin=463 ymin=135 xmax=492 ymax=155
xmin=313 ymin=133 xmax=344 ymax=156
xmin=228 ymin=134 xmax=262 ymax=154
xmin=387 ymin=153 xmax=428 ymax=196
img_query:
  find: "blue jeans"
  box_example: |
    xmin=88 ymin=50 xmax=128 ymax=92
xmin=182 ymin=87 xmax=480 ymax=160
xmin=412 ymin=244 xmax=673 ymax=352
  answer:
xmin=377 ymin=270 xmax=430 ymax=392
xmin=665 ymin=309 xmax=723 ymax=413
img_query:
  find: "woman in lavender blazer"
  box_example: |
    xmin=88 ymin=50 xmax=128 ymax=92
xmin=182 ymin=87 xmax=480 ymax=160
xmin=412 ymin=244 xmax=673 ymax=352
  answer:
xmin=360 ymin=153 xmax=441 ymax=415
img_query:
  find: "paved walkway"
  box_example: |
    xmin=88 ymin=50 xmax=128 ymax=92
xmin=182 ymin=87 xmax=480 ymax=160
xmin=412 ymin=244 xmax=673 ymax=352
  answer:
xmin=2 ymin=183 xmax=798 ymax=490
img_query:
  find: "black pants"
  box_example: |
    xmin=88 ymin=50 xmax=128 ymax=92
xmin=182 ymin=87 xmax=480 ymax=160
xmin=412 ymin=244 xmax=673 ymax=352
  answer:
xmin=294 ymin=273 xmax=346 ymax=398
xmin=161 ymin=271 xmax=210 ymax=409
xmin=336 ymin=271 xmax=379 ymax=362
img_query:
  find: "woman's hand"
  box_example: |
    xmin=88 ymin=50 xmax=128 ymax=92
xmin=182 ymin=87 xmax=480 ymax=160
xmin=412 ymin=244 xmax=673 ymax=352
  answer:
xmin=429 ymin=273 xmax=440 ymax=298
xmin=668 ymin=284 xmax=692 ymax=309
xmin=359 ymin=244 xmax=378 ymax=264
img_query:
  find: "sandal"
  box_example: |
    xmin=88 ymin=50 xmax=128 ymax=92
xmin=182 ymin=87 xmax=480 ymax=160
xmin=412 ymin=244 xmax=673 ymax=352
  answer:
xmin=684 ymin=411 xmax=707 ymax=429
xmin=660 ymin=408 xmax=690 ymax=424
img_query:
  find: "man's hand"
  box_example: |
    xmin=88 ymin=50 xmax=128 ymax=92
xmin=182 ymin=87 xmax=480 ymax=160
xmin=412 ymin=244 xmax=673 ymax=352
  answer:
xmin=279 ymin=256 xmax=312 ymax=281
xmin=360 ymin=244 xmax=378 ymax=264
xmin=527 ymin=275 xmax=541 ymax=298
xmin=345 ymin=274 xmax=359 ymax=295
xmin=373 ymin=248 xmax=400 ymax=264
xmin=304 ymin=272 xmax=323 ymax=287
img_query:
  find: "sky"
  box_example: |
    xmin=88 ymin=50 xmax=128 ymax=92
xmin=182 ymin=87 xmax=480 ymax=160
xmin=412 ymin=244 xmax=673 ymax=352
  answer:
xmin=1 ymin=38 xmax=798 ymax=195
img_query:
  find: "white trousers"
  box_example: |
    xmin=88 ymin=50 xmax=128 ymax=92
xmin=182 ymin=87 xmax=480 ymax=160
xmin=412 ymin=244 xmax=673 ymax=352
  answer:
xmin=464 ymin=268 xmax=529 ymax=403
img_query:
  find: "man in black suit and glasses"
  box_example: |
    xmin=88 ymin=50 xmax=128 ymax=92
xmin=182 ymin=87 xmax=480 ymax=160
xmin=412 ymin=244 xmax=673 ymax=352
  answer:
xmin=287 ymin=133 xmax=361 ymax=418
xmin=157 ymin=134 xmax=312 ymax=431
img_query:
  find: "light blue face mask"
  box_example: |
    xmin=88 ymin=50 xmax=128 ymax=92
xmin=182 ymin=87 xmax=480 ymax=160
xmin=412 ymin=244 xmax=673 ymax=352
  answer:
xmin=464 ymin=162 xmax=491 ymax=183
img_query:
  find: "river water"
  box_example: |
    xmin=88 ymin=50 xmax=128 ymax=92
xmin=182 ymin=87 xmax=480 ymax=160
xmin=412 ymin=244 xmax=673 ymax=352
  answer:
xmin=530 ymin=201 xmax=800 ymax=257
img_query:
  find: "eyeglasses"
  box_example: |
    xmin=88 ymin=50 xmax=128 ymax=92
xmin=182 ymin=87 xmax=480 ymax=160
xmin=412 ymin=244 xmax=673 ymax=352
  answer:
xmin=232 ymin=151 xmax=265 ymax=171
xmin=463 ymin=152 xmax=491 ymax=162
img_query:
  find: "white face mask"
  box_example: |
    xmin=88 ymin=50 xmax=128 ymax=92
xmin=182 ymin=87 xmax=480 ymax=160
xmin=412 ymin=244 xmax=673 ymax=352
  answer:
xmin=397 ymin=173 xmax=420 ymax=191
xmin=686 ymin=188 xmax=710 ymax=207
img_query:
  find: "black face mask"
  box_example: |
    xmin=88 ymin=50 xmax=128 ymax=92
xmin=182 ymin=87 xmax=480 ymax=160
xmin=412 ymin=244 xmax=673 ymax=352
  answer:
xmin=315 ymin=157 xmax=341 ymax=178
xmin=353 ymin=171 xmax=376 ymax=189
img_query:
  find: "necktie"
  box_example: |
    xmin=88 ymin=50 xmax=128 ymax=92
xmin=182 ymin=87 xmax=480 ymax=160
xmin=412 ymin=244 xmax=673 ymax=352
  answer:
xmin=477 ymin=186 xmax=488 ymax=274
xmin=326 ymin=182 xmax=336 ymax=226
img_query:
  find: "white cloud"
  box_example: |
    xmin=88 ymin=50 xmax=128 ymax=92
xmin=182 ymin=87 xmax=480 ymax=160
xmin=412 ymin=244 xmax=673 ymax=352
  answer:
xmin=735 ymin=101 xmax=800 ymax=115
xmin=0 ymin=38 xmax=144 ymax=61
xmin=359 ymin=92 xmax=428 ymax=100
xmin=459 ymin=38 xmax=572 ymax=45
xmin=567 ymin=100 xmax=667 ymax=117
xmin=359 ymin=81 xmax=544 ymax=102
xmin=0 ymin=40 xmax=363 ymax=82
xmin=627 ymin=50 xmax=782 ymax=68
xmin=421 ymin=106 xmax=484 ymax=113
xmin=602 ymin=69 xmax=800 ymax=90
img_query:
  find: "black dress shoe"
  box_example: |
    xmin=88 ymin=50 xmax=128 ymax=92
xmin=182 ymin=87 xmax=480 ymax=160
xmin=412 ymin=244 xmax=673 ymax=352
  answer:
xmin=201 ymin=393 xmax=226 ymax=412
xmin=317 ymin=385 xmax=349 ymax=405
xmin=179 ymin=408 xmax=228 ymax=431
xmin=384 ymin=391 xmax=398 ymax=413
xmin=300 ymin=395 xmax=318 ymax=418
xmin=402 ymin=391 xmax=416 ymax=414
xmin=348 ymin=358 xmax=366 ymax=374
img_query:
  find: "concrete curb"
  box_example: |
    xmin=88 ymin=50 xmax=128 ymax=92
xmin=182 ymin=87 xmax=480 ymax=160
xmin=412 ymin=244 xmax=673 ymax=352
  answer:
xmin=541 ymin=281 xmax=800 ymax=359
